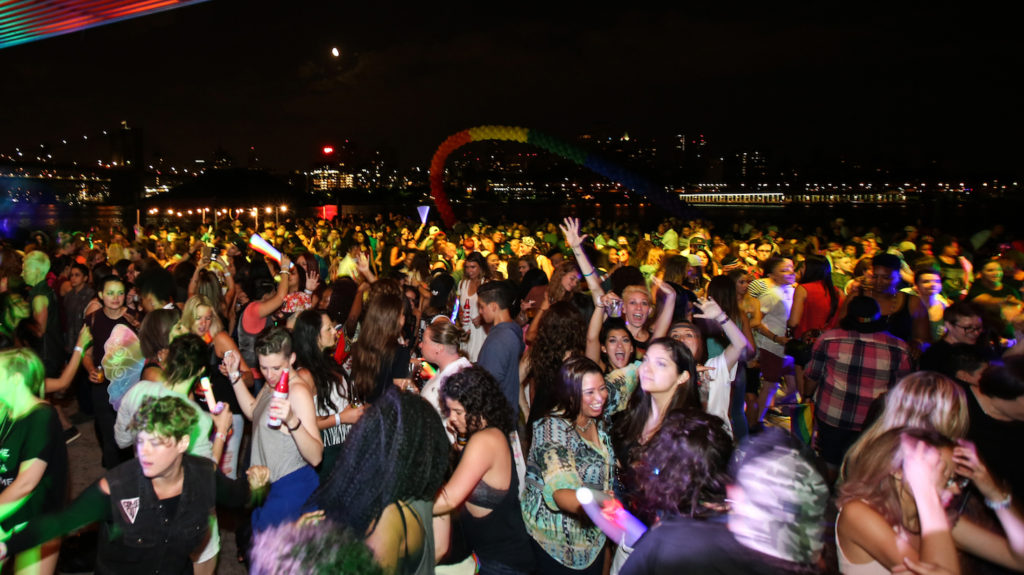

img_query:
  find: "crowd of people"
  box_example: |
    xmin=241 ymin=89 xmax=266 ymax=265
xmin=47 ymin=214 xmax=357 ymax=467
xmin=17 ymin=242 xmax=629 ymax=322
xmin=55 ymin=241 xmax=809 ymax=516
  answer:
xmin=1 ymin=209 xmax=1023 ymax=574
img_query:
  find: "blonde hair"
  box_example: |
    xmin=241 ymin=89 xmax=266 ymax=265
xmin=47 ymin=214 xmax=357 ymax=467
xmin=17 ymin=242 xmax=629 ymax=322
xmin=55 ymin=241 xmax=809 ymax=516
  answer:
xmin=176 ymin=295 xmax=224 ymax=339
xmin=841 ymin=371 xmax=968 ymax=481
xmin=621 ymin=284 xmax=655 ymax=326
xmin=839 ymin=427 xmax=955 ymax=534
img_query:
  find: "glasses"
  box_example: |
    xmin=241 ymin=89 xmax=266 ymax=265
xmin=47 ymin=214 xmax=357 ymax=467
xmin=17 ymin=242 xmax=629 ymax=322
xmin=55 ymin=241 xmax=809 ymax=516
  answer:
xmin=954 ymin=323 xmax=983 ymax=334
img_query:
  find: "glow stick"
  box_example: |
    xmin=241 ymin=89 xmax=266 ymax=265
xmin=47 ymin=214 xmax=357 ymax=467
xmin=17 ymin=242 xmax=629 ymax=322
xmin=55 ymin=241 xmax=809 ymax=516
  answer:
xmin=417 ymin=205 xmax=430 ymax=225
xmin=576 ymin=488 xmax=647 ymax=547
xmin=197 ymin=376 xmax=226 ymax=414
xmin=249 ymin=234 xmax=293 ymax=268
xmin=450 ymin=297 xmax=460 ymax=324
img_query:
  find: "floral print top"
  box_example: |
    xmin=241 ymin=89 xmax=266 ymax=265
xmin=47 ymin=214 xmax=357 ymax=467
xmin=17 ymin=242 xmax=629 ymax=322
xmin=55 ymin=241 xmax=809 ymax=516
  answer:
xmin=520 ymin=362 xmax=638 ymax=568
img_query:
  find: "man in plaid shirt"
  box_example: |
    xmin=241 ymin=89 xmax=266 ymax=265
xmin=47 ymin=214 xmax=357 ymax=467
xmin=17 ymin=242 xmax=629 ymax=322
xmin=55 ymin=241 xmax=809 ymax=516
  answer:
xmin=805 ymin=296 xmax=912 ymax=479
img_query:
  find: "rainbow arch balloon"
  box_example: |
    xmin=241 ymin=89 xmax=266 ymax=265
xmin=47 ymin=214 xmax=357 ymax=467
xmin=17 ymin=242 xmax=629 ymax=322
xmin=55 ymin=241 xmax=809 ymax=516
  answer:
xmin=429 ymin=125 xmax=689 ymax=227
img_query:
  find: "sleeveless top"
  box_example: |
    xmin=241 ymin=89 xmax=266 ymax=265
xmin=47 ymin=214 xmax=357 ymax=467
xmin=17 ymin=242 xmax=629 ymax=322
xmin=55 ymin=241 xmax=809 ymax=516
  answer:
xmin=99 ymin=455 xmax=215 ymax=575
xmin=458 ymin=279 xmax=487 ymax=362
xmin=879 ymin=294 xmax=913 ymax=343
xmin=87 ymin=309 xmax=136 ymax=372
xmin=400 ymin=499 xmax=435 ymax=575
xmin=250 ymin=386 xmax=310 ymax=482
xmin=794 ymin=281 xmax=839 ymax=339
xmin=835 ymin=505 xmax=901 ymax=575
xmin=460 ymin=438 xmax=535 ymax=572
xmin=205 ymin=341 xmax=241 ymax=413
xmin=315 ymin=382 xmax=351 ymax=448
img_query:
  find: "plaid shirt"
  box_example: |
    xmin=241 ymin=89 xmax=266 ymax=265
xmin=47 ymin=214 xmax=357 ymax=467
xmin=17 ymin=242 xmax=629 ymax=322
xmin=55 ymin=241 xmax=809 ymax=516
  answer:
xmin=807 ymin=328 xmax=912 ymax=430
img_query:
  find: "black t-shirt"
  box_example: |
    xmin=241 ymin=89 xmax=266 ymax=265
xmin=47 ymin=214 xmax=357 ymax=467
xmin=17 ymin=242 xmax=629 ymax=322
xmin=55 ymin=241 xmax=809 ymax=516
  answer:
xmin=965 ymin=385 xmax=1024 ymax=495
xmin=369 ymin=345 xmax=411 ymax=403
xmin=620 ymin=515 xmax=801 ymax=575
xmin=0 ymin=403 xmax=68 ymax=529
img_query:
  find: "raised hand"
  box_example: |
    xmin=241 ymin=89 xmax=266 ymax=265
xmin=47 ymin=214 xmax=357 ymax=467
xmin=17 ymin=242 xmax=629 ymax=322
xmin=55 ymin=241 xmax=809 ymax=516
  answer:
xmin=693 ymin=296 xmax=724 ymax=322
xmin=901 ymin=434 xmax=944 ymax=497
xmin=953 ymin=439 xmax=1003 ymax=501
xmin=560 ymin=217 xmax=588 ymax=249
xmin=305 ymin=269 xmax=320 ymax=292
xmin=220 ymin=348 xmax=241 ymax=376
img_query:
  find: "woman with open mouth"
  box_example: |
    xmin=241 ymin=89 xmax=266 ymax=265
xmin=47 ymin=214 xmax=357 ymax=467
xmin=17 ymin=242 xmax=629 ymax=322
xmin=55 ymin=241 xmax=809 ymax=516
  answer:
xmin=2 ymin=395 xmax=269 ymax=574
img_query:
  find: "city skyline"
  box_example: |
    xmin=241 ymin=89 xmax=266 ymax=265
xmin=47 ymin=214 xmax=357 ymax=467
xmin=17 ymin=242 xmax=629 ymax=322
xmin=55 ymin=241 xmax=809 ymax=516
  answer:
xmin=1 ymin=3 xmax=1021 ymax=177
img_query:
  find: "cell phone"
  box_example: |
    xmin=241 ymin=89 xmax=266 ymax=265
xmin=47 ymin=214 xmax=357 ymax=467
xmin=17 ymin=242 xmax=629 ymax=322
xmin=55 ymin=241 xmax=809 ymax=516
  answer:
xmin=211 ymin=246 xmax=221 ymax=259
xmin=201 ymin=245 xmax=212 ymax=261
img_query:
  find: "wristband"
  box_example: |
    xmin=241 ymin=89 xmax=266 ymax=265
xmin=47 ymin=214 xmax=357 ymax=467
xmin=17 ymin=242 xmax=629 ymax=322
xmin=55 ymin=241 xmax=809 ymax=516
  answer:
xmin=986 ymin=492 xmax=1012 ymax=510
xmin=214 ymin=431 xmax=228 ymax=442
xmin=74 ymin=345 xmax=84 ymax=355
xmin=304 ymin=289 xmax=313 ymax=295
xmin=716 ymin=315 xmax=729 ymax=325
xmin=334 ymin=413 xmax=341 ymax=427
xmin=582 ymin=269 xmax=595 ymax=277
xmin=229 ymin=371 xmax=241 ymax=384
xmin=287 ymin=418 xmax=301 ymax=432
xmin=223 ymin=272 xmax=231 ymax=277
xmin=280 ymin=270 xmax=290 ymax=275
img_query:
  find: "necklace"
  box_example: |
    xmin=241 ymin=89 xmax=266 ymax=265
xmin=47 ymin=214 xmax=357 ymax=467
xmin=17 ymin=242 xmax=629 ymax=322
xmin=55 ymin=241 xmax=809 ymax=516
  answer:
xmin=575 ymin=417 xmax=594 ymax=434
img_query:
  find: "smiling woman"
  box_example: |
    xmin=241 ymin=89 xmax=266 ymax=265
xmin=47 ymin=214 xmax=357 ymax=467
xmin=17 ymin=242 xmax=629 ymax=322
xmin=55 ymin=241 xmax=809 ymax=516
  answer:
xmin=521 ymin=356 xmax=637 ymax=574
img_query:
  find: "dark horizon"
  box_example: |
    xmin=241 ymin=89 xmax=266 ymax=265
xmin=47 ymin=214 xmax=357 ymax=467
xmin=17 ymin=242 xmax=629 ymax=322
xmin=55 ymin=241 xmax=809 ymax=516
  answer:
xmin=2 ymin=2 xmax=1021 ymax=178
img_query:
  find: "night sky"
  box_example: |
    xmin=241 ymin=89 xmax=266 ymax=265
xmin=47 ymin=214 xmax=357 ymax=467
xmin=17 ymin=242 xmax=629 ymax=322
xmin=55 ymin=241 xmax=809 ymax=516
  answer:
xmin=1 ymin=2 xmax=1021 ymax=176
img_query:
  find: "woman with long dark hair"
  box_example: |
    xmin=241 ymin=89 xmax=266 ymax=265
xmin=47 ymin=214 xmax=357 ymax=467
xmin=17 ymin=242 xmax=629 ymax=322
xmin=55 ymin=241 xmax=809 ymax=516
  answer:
xmin=789 ymin=255 xmax=841 ymax=340
xmin=522 ymin=357 xmax=625 ymax=574
xmin=292 ymin=310 xmax=365 ymax=481
xmin=457 ymin=252 xmax=491 ymax=361
xmin=522 ymin=301 xmax=587 ymax=436
xmin=434 ymin=366 xmax=535 ymax=574
xmin=349 ymin=293 xmax=410 ymax=403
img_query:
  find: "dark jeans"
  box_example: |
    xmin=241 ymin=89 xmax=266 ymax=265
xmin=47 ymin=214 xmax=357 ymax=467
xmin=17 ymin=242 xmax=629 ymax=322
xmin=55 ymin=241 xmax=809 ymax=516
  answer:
xmin=91 ymin=384 xmax=129 ymax=468
xmin=815 ymin=419 xmax=862 ymax=467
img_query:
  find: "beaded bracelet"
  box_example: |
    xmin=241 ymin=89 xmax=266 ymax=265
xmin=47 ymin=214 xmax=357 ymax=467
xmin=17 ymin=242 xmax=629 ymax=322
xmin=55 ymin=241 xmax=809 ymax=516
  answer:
xmin=986 ymin=492 xmax=1013 ymax=511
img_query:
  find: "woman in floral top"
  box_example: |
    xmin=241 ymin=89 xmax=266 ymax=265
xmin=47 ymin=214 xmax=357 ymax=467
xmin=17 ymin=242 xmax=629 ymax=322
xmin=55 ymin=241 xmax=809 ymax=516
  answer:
xmin=521 ymin=356 xmax=636 ymax=574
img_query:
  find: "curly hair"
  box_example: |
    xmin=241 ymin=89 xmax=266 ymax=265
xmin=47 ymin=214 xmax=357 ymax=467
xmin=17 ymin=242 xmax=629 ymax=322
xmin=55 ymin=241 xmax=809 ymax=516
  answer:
xmin=313 ymin=388 xmax=449 ymax=536
xmin=632 ymin=410 xmax=733 ymax=524
xmin=294 ymin=310 xmax=353 ymax=413
xmin=525 ymin=301 xmax=586 ymax=429
xmin=440 ymin=366 xmax=516 ymax=437
xmin=131 ymin=395 xmax=199 ymax=443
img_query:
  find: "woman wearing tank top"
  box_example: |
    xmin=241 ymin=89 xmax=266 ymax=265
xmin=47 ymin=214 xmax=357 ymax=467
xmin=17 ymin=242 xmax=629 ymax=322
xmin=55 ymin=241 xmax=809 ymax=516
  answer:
xmin=838 ymin=428 xmax=1024 ymax=573
xmin=433 ymin=366 xmax=534 ymax=575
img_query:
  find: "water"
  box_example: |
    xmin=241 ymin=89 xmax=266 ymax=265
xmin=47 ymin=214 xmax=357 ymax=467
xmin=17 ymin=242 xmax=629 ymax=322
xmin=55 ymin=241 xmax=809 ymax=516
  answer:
xmin=0 ymin=204 xmax=131 ymax=241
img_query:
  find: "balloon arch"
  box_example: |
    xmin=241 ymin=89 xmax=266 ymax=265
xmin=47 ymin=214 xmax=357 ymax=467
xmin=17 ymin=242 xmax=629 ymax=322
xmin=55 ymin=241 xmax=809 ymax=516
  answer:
xmin=428 ymin=125 xmax=688 ymax=227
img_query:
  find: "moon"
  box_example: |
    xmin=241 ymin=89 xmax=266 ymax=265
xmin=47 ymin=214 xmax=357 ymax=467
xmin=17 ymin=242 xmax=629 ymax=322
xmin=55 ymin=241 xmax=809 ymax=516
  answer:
xmin=331 ymin=47 xmax=340 ymax=57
